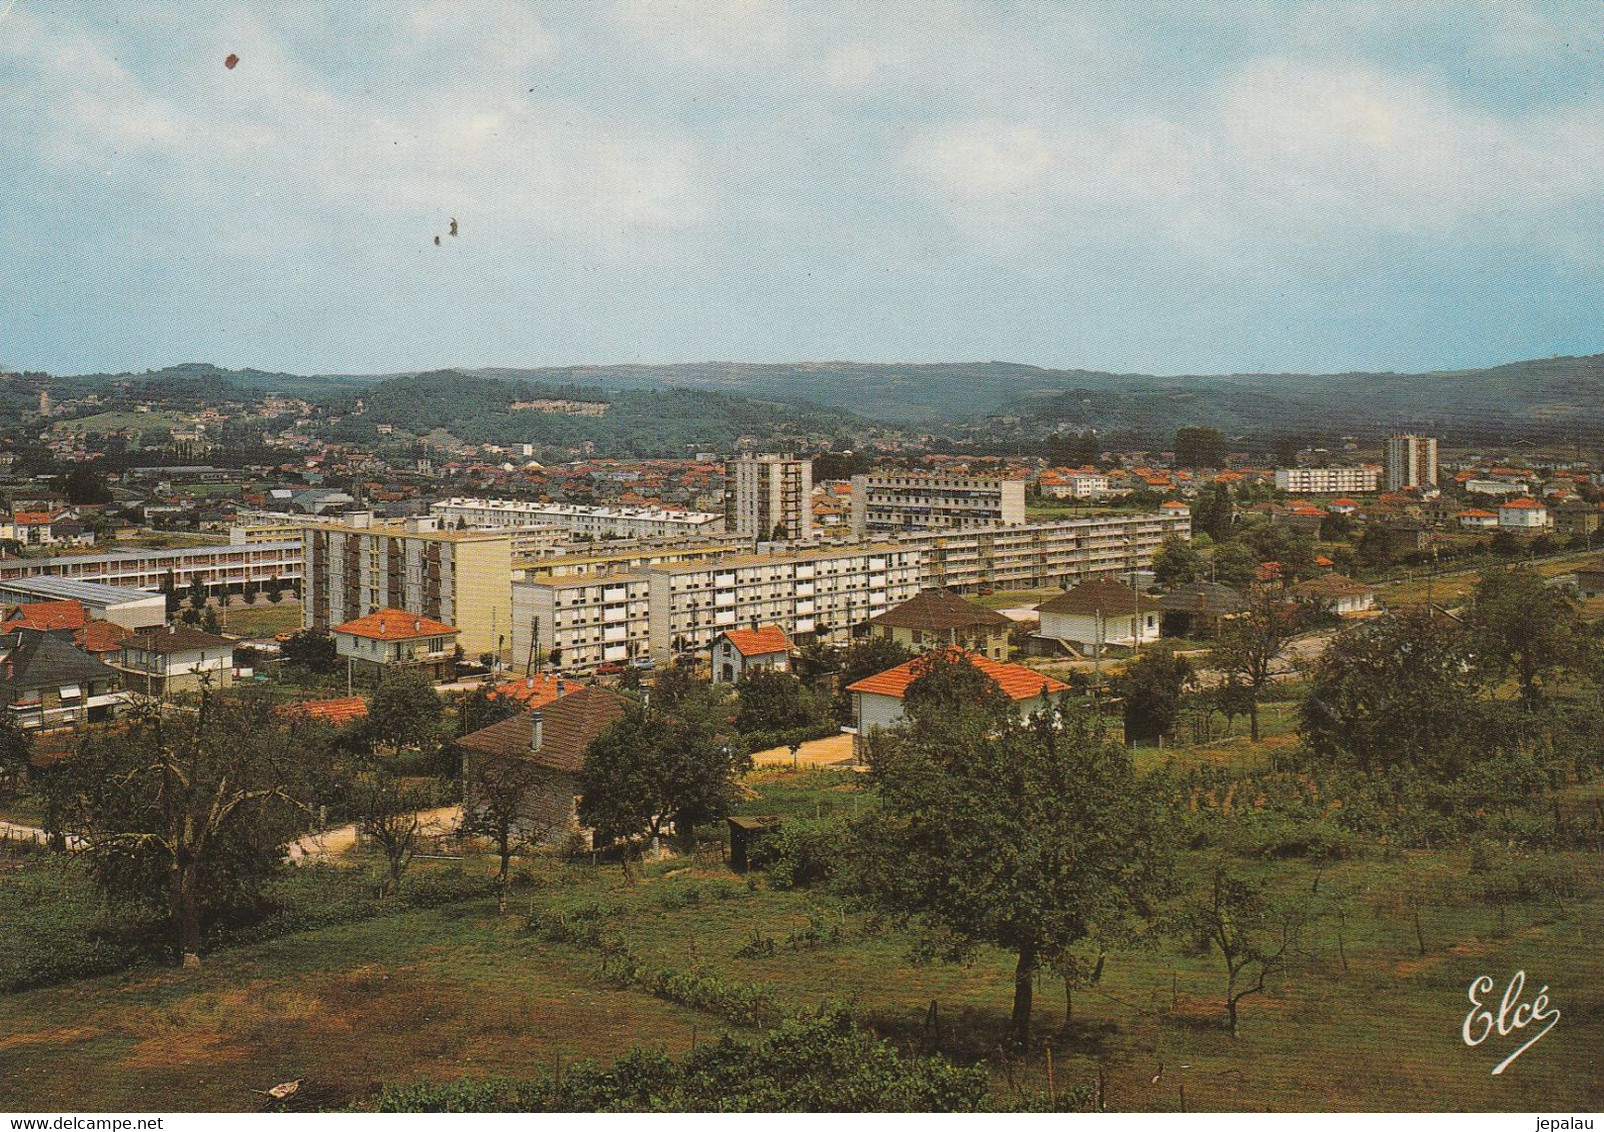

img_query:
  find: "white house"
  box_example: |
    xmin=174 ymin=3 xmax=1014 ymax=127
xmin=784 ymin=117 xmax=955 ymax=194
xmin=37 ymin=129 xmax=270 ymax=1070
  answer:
xmin=845 ymin=648 xmax=1068 ymax=757
xmin=1498 ymin=497 xmax=1549 ymax=529
xmin=712 ymin=625 xmax=793 ymax=684
xmin=1457 ymin=508 xmax=1499 ymax=530
xmin=1288 ymin=574 xmax=1377 ymax=616
xmin=332 ymin=607 xmax=461 ymax=683
xmin=116 ymin=624 xmax=234 ymax=696
xmin=1034 ymin=578 xmax=1160 ymax=655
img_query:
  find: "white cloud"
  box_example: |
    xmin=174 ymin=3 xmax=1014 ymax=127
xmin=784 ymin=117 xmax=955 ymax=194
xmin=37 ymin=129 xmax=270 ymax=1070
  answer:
xmin=904 ymin=55 xmax=1604 ymax=261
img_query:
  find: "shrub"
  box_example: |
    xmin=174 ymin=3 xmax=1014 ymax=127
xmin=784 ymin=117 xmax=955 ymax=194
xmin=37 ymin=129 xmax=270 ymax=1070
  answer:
xmin=748 ymin=816 xmax=848 ymax=890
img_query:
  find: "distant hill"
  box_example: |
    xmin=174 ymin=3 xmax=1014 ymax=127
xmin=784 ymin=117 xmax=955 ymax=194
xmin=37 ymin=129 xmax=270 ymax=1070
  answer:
xmin=25 ymin=353 xmax=1604 ymax=446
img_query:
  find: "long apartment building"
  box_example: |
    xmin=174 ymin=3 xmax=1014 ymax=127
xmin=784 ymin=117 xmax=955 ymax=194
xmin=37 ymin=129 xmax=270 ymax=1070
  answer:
xmin=0 ymin=540 xmax=302 ymax=593
xmin=850 ymin=471 xmax=1027 ymax=535
xmin=431 ymin=497 xmax=723 ymax=539
xmin=1273 ymin=466 xmax=1381 ymax=494
xmin=894 ymin=512 xmax=1190 ymax=593
xmin=301 ymin=524 xmax=513 ymax=658
xmin=512 ymin=543 xmax=920 ymax=673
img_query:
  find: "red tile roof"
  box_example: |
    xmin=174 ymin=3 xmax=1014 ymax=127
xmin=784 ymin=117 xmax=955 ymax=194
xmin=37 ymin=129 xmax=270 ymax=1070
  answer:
xmin=333 ymin=608 xmax=459 ymax=640
xmin=847 ymin=648 xmax=1069 ymax=701
xmin=12 ymin=511 xmax=54 ymax=526
xmin=276 ymin=697 xmax=370 ymax=726
xmin=719 ymin=625 xmax=792 ymax=657
xmin=489 ymin=673 xmax=577 ymax=710
xmin=75 ymin=620 xmax=130 ymax=654
xmin=4 ymin=600 xmax=89 ymax=631
xmin=1501 ymin=497 xmax=1543 ymax=510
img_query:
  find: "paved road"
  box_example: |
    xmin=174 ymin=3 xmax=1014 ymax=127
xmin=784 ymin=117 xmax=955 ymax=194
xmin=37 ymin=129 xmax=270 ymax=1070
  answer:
xmin=287 ymin=804 xmax=462 ymax=862
xmin=749 ymin=733 xmax=859 ymax=769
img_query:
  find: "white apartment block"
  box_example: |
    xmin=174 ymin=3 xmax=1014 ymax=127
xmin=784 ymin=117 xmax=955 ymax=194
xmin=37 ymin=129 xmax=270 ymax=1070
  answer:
xmin=1273 ymin=466 xmax=1381 ymax=494
xmin=512 ymin=544 xmax=920 ymax=673
xmin=849 ymin=472 xmax=1027 ymax=535
xmin=1385 ymin=434 xmax=1439 ymax=491
xmin=0 ymin=540 xmax=302 ymax=593
xmin=725 ymin=454 xmax=813 ymax=542
xmin=894 ymin=513 xmax=1190 ymax=593
xmin=431 ymin=497 xmax=723 ymax=540
xmin=512 ymin=572 xmax=653 ymax=673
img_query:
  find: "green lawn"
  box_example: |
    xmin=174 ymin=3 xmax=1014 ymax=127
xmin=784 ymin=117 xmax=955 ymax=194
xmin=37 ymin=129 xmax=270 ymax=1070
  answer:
xmin=222 ymin=600 xmax=303 ymax=639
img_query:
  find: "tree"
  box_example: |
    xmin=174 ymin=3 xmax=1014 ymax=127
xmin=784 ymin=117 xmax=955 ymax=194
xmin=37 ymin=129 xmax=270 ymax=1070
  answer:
xmin=461 ymin=753 xmax=552 ymax=913
xmin=1112 ymin=648 xmax=1195 ymax=744
xmin=266 ymin=574 xmax=285 ymax=603
xmin=735 ymin=668 xmax=822 ymax=734
xmin=281 ymin=628 xmax=338 ymax=674
xmin=1356 ymin=522 xmax=1395 ymax=569
xmin=187 ymin=575 xmax=208 ymax=613
xmin=200 ymin=606 xmax=222 ymax=636
xmin=1192 ymin=483 xmax=1236 ymax=541
xmin=45 ymin=692 xmax=334 ymax=966
xmin=578 ymin=694 xmax=751 ymax=863
xmin=1209 ymin=540 xmax=1258 ymax=589
xmin=0 ymin=711 xmax=34 ymax=793
xmin=1300 ymin=609 xmax=1482 ymax=777
xmin=161 ymin=571 xmax=182 ymax=617
xmin=242 ymin=578 xmax=261 ymax=605
xmin=832 ymin=636 xmax=913 ymax=723
xmin=356 ymin=770 xmax=432 ymax=895
xmin=1151 ymin=533 xmax=1203 ymax=588
xmin=1210 ymin=587 xmax=1293 ymax=741
xmin=64 ymin=464 xmax=112 ymax=506
xmin=850 ymin=652 xmax=1174 ymax=1048
xmin=365 ymin=670 xmax=445 ymax=754
xmin=1184 ymin=866 xmax=1306 ymax=1036
xmin=1465 ymin=565 xmax=1579 ymax=710
xmin=455 ymin=683 xmax=522 ymax=737
xmin=1173 ymin=427 xmax=1225 ymax=469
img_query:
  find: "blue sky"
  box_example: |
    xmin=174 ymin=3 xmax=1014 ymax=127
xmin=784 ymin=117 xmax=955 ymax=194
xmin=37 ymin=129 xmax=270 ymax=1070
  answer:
xmin=3 ymin=1 xmax=1602 ymax=377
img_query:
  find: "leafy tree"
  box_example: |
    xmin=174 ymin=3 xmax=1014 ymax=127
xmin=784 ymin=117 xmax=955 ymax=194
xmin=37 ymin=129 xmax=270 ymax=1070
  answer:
xmin=187 ymin=575 xmax=208 ymax=613
xmin=578 ymin=695 xmax=751 ymax=863
xmin=365 ymin=670 xmax=445 ymax=753
xmin=1300 ymin=609 xmax=1482 ymax=776
xmin=455 ymin=683 xmax=523 ymax=737
xmin=1173 ymin=427 xmax=1225 ymax=469
xmin=1191 ymin=482 xmax=1235 ymax=541
xmin=850 ymin=652 xmax=1173 ymax=1048
xmin=242 ymin=578 xmax=261 ymax=605
xmin=200 ymin=606 xmax=222 ymax=636
xmin=1208 ymin=540 xmax=1258 ymax=589
xmin=1150 ymin=533 xmax=1203 ymax=588
xmin=63 ymin=464 xmax=112 ymax=506
xmin=831 ymin=636 xmax=913 ymax=723
xmin=1488 ymin=530 xmax=1521 ymax=558
xmin=0 ymin=710 xmax=34 ymax=793
xmin=1210 ymin=587 xmax=1293 ymax=741
xmin=1112 ymin=648 xmax=1195 ymax=744
xmin=45 ymin=692 xmax=336 ymax=965
xmin=266 ymin=574 xmax=285 ymax=603
xmin=281 ymin=628 xmax=338 ymax=674
xmin=645 ymin=658 xmax=702 ymax=712
xmin=161 ymin=571 xmax=182 ymax=617
xmin=1466 ymin=565 xmax=1579 ymax=709
xmin=1356 ymin=522 xmax=1395 ymax=569
xmin=1184 ymin=866 xmax=1307 ymax=1036
xmin=735 ymin=668 xmax=822 ymax=734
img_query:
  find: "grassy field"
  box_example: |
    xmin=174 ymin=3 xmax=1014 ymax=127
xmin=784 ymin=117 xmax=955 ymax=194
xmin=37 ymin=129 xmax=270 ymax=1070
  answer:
xmin=221 ymin=600 xmax=303 ymax=639
xmin=3 ymin=750 xmax=1601 ymax=1112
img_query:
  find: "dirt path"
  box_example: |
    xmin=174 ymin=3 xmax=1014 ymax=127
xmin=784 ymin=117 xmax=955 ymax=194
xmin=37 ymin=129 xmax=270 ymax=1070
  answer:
xmin=748 ymin=732 xmax=860 ymax=769
xmin=287 ymin=804 xmax=462 ymax=862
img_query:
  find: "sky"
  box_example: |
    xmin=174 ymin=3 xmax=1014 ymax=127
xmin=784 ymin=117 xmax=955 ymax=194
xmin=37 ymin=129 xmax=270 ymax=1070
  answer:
xmin=3 ymin=0 xmax=1603 ymax=378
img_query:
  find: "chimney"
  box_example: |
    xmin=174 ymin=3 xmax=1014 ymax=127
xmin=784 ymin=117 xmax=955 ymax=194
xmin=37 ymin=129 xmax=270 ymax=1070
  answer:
xmin=556 ymin=677 xmax=566 ymax=697
xmin=168 ymin=623 xmax=176 ymax=634
xmin=530 ymin=709 xmax=543 ymax=753
xmin=526 ymin=675 xmax=535 ymax=690
xmin=414 ymin=618 xmax=421 ymax=633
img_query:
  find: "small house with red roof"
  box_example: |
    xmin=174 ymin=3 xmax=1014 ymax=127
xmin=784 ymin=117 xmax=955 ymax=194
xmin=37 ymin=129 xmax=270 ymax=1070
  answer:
xmin=332 ymin=607 xmax=461 ymax=683
xmin=845 ymin=648 xmax=1068 ymax=754
xmin=1457 ymin=508 xmax=1499 ymax=530
xmin=1498 ymin=497 xmax=1549 ymax=530
xmin=712 ymin=625 xmax=792 ymax=684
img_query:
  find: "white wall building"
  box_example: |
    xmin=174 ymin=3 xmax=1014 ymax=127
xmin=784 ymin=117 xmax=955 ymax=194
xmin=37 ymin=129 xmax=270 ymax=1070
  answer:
xmin=1385 ymin=434 xmax=1439 ymax=491
xmin=431 ymin=497 xmax=723 ymax=540
xmin=725 ymin=454 xmax=813 ymax=542
xmin=849 ymin=471 xmax=1027 ymax=534
xmin=1273 ymin=466 xmax=1381 ymax=494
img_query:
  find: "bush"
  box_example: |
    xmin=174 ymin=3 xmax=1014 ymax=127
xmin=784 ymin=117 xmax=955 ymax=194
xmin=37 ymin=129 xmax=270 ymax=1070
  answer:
xmin=369 ymin=1011 xmax=991 ymax=1112
xmin=748 ymin=816 xmax=849 ymax=890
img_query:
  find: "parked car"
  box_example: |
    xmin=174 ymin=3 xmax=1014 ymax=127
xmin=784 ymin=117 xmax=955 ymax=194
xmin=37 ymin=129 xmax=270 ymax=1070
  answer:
xmin=595 ymin=662 xmax=627 ymax=676
xmin=631 ymin=656 xmax=655 ymax=670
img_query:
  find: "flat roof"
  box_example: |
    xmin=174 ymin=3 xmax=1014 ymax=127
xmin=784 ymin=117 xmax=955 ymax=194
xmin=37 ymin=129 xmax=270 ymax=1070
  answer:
xmin=0 ymin=575 xmax=166 ymax=607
